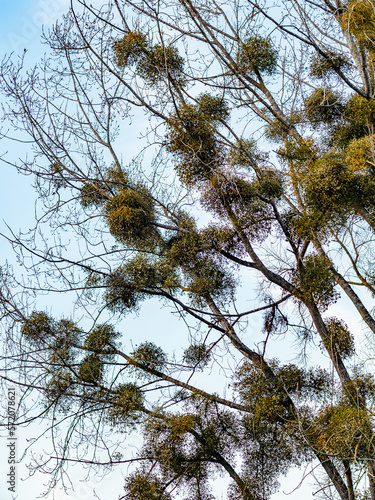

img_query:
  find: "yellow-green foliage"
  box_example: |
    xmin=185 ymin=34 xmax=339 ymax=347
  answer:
xmin=168 ymin=414 xmax=198 ymax=434
xmin=292 ymin=254 xmax=338 ymax=310
xmin=46 ymin=372 xmax=73 ymax=394
xmin=22 ymin=313 xmax=81 ymax=366
xmin=183 ymin=343 xmax=211 ymax=370
xmin=45 ymin=371 xmax=74 ymax=412
xmin=322 ymin=317 xmax=355 ymax=359
xmin=78 ymin=353 xmax=103 ymax=384
xmin=214 ymin=175 xmax=257 ymax=205
xmin=125 ymin=254 xmax=176 ymax=290
xmin=80 ymin=166 xmax=128 ymax=208
xmin=50 ymin=161 xmax=63 ymax=175
xmin=202 ymin=175 xmax=255 ymax=216
xmin=113 ymin=31 xmax=148 ymax=67
xmin=235 ymin=361 xmax=330 ymax=422
xmin=234 ymin=362 xmax=287 ymax=422
xmin=292 ymin=211 xmax=328 ymax=240
xmin=228 ymin=139 xmax=259 ymax=168
xmin=166 ymin=95 xmax=228 ymax=186
xmin=199 ymin=225 xmax=239 ymax=254
xmin=187 ymin=259 xmax=235 ymax=304
xmin=346 ymin=93 xmax=375 ymax=126
xmin=256 ymin=170 xmax=284 ymax=199
xmin=195 ymin=93 xmax=230 ymax=121
xmin=265 ymin=119 xmax=291 ymax=143
xmin=113 ymin=31 xmax=184 ymax=85
xmin=50 ymin=161 xmax=65 ymax=189
xmin=206 ymin=170 xmax=282 ymax=210
xmin=265 ymin=111 xmax=303 ymax=143
xmin=167 ymin=106 xmax=217 ymax=185
xmin=276 ymin=137 xmax=316 ymax=168
xmin=104 ymin=256 xmax=177 ymax=314
xmin=309 ymin=50 xmax=352 ymax=79
xmin=311 ymin=404 xmax=373 ymax=459
xmin=303 ymin=152 xmax=353 ymax=213
xmin=130 ymin=341 xmax=167 ymax=371
xmin=104 ymin=164 xmax=128 ymax=188
xmin=305 ymin=88 xmax=344 ymax=128
xmin=339 ymin=0 xmax=375 ymax=50
xmin=21 ymin=311 xmax=55 ymax=344
xmin=298 ymin=141 xmax=374 ymax=228
xmin=345 ymin=135 xmax=375 ymax=172
xmin=80 ymin=182 xmax=108 ymax=207
xmin=165 ymin=231 xmax=203 ymax=267
xmin=142 ymin=416 xmax=198 ymax=479
xmin=84 ymin=324 xmax=119 ymax=355
xmin=104 ymin=267 xmax=140 ymax=314
xmin=228 ymin=412 xmax=307 ymax=500
xmin=163 ymin=228 xmax=235 ymax=304
xmin=331 ymin=94 xmax=375 ymax=147
xmin=137 ymin=44 xmax=185 ymax=85
xmin=104 ymin=187 xmax=155 ymax=245
xmin=344 ymin=372 xmax=375 ymax=407
xmin=141 ymin=407 xmax=234 ymax=487
xmin=49 ymin=319 xmax=81 ymax=364
xmin=107 ymin=383 xmax=143 ymax=425
xmin=83 ymin=271 xmax=103 ymax=301
xmin=202 ymin=174 xmax=273 ymax=241
xmin=238 ymin=35 xmax=278 ymax=76
xmin=124 ymin=471 xmax=172 ymax=500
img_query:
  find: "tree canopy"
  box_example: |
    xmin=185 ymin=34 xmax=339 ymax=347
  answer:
xmin=1 ymin=0 xmax=375 ymax=499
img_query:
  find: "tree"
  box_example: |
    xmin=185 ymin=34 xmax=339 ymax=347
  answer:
xmin=1 ymin=0 xmax=375 ymax=498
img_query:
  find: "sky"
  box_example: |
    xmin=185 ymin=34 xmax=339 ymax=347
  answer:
xmin=0 ymin=1 xmax=368 ymax=499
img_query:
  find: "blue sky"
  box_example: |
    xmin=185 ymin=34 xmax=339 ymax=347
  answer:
xmin=0 ymin=0 xmax=68 ymax=235
xmin=0 ymin=0 xmax=68 ymax=53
